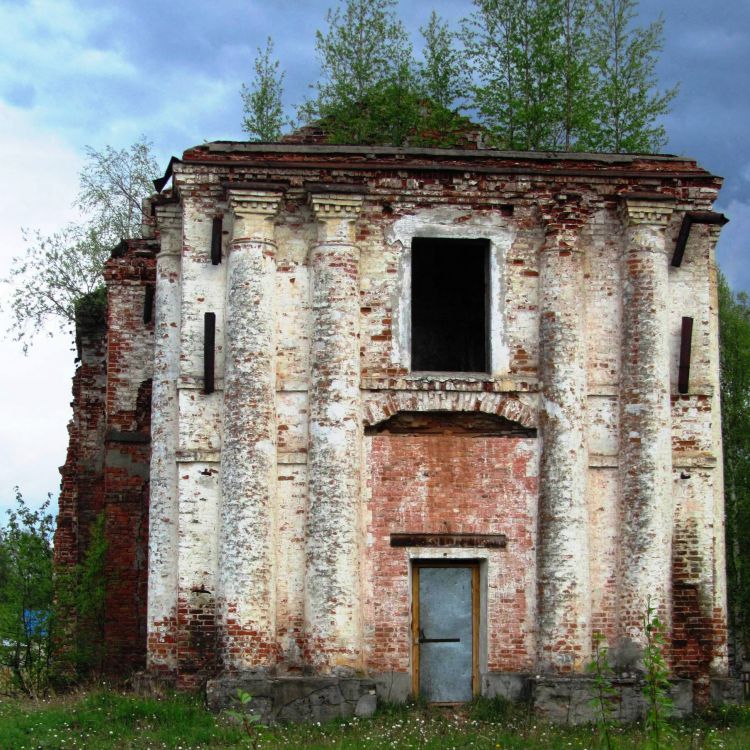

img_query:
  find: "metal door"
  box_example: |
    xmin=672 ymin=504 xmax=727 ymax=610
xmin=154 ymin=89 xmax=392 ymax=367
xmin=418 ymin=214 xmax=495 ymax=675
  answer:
xmin=413 ymin=564 xmax=478 ymax=702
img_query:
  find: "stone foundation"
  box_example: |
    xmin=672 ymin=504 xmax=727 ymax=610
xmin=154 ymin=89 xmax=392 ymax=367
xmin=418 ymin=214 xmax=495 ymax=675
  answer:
xmin=136 ymin=670 xmax=744 ymax=724
xmin=205 ymin=674 xmax=377 ymax=724
xmin=710 ymin=677 xmax=744 ymax=705
xmin=531 ymin=675 xmax=693 ymax=724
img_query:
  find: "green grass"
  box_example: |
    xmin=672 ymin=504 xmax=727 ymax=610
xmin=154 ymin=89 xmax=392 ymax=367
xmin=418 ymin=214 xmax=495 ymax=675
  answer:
xmin=0 ymin=690 xmax=749 ymax=749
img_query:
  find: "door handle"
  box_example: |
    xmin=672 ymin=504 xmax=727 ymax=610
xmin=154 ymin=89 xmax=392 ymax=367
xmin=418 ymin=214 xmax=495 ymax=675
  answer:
xmin=418 ymin=628 xmax=460 ymax=644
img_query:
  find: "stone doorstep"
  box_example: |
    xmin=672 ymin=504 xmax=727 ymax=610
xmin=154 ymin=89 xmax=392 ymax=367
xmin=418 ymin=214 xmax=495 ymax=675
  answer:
xmin=205 ymin=674 xmax=377 ymax=724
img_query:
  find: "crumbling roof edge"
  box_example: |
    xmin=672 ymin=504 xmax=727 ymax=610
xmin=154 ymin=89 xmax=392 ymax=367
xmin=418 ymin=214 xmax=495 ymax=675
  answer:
xmin=186 ymin=140 xmax=696 ymax=165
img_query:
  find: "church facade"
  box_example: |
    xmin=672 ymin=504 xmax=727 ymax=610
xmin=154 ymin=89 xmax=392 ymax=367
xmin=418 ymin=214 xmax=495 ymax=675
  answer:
xmin=56 ymin=139 xmax=734 ymax=720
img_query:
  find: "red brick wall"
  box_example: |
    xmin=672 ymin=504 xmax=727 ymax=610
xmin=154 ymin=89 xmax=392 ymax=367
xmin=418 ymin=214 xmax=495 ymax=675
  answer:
xmin=101 ymin=244 xmax=155 ymax=671
xmin=364 ymin=422 xmax=538 ymax=675
xmin=56 ymin=240 xmax=155 ymax=675
xmin=55 ymin=323 xmax=107 ymax=569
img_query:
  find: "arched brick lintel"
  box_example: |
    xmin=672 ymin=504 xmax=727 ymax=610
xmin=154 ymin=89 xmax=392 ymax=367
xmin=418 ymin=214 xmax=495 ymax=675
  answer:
xmin=362 ymin=391 xmax=537 ymax=430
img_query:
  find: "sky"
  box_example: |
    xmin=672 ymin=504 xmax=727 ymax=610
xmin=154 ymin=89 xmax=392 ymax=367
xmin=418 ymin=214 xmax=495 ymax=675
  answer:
xmin=0 ymin=0 xmax=748 ymax=517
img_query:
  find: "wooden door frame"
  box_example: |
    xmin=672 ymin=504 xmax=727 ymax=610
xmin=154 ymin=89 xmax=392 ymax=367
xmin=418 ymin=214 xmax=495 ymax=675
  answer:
xmin=411 ymin=560 xmax=480 ymax=701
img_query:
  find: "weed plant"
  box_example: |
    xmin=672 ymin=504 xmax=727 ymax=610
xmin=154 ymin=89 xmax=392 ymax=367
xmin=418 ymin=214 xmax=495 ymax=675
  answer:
xmin=586 ymin=631 xmax=618 ymax=749
xmin=1 ymin=689 xmax=750 ymax=749
xmin=642 ymin=602 xmax=674 ymax=749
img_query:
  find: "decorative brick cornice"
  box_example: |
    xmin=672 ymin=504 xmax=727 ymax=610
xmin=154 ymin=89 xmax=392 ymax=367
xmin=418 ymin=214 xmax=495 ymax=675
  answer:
xmin=309 ymin=193 xmax=364 ymax=223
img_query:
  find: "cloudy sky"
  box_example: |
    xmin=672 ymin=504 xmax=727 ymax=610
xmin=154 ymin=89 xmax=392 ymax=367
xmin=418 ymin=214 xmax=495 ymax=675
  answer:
xmin=0 ymin=0 xmax=748 ymax=516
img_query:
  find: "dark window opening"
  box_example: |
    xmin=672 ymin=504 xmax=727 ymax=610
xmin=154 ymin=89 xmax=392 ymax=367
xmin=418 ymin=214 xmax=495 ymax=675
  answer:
xmin=411 ymin=238 xmax=489 ymax=372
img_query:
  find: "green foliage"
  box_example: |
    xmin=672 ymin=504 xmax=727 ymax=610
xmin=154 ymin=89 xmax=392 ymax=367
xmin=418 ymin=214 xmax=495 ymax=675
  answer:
xmin=585 ymin=631 xmax=617 ymax=749
xmin=0 ymin=490 xmax=55 ymax=698
xmin=719 ymin=273 xmax=750 ymax=661
xmin=0 ymin=690 xmax=247 ymax=749
xmin=558 ymin=0 xmax=599 ymax=150
xmin=285 ymin=0 xmax=676 ymax=152
xmin=241 ymin=37 xmax=286 ymax=141
xmin=298 ymin=0 xmax=418 ymax=145
xmin=3 ymin=137 xmax=158 ymax=351
xmin=462 ymin=0 xmax=569 ymax=149
xmin=418 ymin=12 xmax=464 ymax=112
xmin=0 ymin=491 xmax=109 ymax=696
xmin=4 ymin=225 xmax=110 ymax=353
xmin=73 ymin=285 xmax=107 ymax=338
xmin=642 ymin=601 xmax=674 ymax=749
xmin=468 ymin=694 xmax=517 ymax=722
xmin=464 ymin=0 xmax=674 ymax=151
xmin=585 ymin=0 xmax=677 ymax=152
xmin=76 ymin=137 xmax=160 ymax=247
xmin=412 ymin=12 xmax=469 ymax=146
xmin=54 ymin=513 xmax=108 ymax=678
xmin=225 ymin=688 xmax=262 ymax=746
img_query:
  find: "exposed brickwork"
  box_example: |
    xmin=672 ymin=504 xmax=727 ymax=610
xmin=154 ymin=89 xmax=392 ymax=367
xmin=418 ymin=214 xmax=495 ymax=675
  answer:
xmin=57 ymin=239 xmax=155 ymax=674
xmin=100 ymin=242 xmax=155 ymax=671
xmin=365 ymin=426 xmax=538 ymax=674
xmin=55 ymin=313 xmax=107 ymax=568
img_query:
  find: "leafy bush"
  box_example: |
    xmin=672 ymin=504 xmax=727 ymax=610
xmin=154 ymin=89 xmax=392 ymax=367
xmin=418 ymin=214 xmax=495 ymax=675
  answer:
xmin=0 ymin=490 xmax=54 ymax=697
xmin=54 ymin=512 xmax=108 ymax=678
xmin=0 ymin=491 xmax=109 ymax=696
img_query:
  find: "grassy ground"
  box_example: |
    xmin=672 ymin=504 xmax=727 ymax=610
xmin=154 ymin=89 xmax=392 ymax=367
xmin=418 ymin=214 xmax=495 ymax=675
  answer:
xmin=0 ymin=690 xmax=749 ymax=750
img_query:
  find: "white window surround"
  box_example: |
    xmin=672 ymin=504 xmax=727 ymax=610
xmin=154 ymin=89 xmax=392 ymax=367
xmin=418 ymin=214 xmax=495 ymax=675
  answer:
xmin=386 ymin=207 xmax=516 ymax=378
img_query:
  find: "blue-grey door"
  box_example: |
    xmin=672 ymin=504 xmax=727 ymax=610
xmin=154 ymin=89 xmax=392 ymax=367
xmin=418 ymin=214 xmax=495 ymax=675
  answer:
xmin=416 ymin=565 xmax=475 ymax=702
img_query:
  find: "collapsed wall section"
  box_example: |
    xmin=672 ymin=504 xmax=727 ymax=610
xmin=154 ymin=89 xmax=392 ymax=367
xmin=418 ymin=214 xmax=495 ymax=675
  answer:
xmin=56 ymin=238 xmax=156 ymax=673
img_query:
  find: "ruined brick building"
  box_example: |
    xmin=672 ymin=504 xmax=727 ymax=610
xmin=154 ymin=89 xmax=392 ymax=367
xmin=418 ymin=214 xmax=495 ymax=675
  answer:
xmin=56 ymin=137 xmax=735 ymax=719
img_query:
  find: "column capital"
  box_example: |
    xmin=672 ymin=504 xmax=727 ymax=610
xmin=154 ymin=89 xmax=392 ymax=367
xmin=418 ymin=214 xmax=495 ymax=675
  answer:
xmin=309 ymin=193 xmax=364 ymax=223
xmin=620 ymin=195 xmax=675 ymax=227
xmin=155 ymin=202 xmax=182 ymax=229
xmin=227 ymin=189 xmax=283 ymax=219
xmin=155 ymin=203 xmax=182 ymax=258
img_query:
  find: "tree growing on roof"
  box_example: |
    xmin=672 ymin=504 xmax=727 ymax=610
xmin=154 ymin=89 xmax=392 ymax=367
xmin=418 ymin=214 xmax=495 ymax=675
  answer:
xmin=584 ymin=0 xmax=677 ymax=152
xmin=286 ymin=0 xmax=675 ymax=152
xmin=297 ymin=0 xmax=420 ymax=145
xmin=413 ymin=11 xmax=469 ymax=146
xmin=2 ymin=137 xmax=159 ymax=351
xmin=463 ymin=0 xmax=673 ymax=152
xmin=241 ymin=37 xmax=287 ymax=142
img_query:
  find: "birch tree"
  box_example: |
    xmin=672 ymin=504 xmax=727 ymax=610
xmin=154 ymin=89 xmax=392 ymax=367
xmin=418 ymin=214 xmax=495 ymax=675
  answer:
xmin=3 ymin=138 xmax=159 ymax=350
xmin=241 ymin=37 xmax=286 ymax=141
xmin=298 ymin=0 xmax=417 ymax=145
xmin=585 ymin=0 xmax=677 ymax=152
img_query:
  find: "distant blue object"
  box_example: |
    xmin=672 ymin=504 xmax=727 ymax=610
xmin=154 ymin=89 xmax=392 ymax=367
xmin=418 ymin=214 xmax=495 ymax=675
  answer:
xmin=23 ymin=609 xmax=48 ymax=637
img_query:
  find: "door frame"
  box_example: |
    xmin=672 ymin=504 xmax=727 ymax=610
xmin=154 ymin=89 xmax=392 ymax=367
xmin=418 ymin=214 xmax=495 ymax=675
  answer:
xmin=411 ymin=560 xmax=480 ymax=701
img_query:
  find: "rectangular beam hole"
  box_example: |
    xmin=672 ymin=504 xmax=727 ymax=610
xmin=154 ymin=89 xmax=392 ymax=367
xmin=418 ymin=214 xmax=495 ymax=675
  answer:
xmin=204 ymin=312 xmax=216 ymax=394
xmin=678 ymin=316 xmax=693 ymax=395
xmin=143 ymin=285 xmax=154 ymax=324
xmin=211 ymin=216 xmax=223 ymax=265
